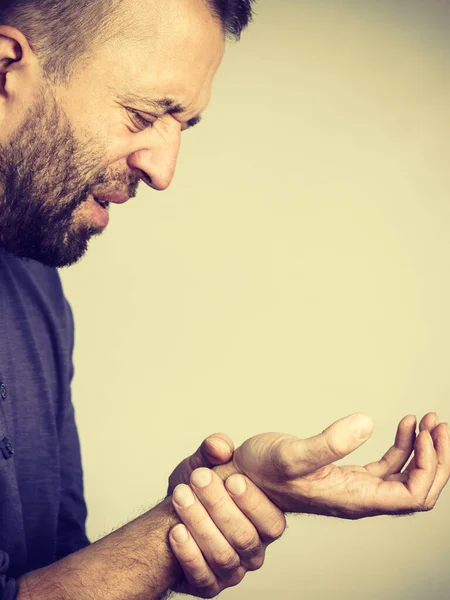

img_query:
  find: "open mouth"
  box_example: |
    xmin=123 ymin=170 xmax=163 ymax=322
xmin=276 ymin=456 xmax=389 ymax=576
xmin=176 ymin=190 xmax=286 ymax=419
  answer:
xmin=93 ymin=196 xmax=108 ymax=209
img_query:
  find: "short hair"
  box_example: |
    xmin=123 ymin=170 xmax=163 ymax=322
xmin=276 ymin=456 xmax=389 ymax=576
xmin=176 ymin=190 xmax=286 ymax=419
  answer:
xmin=0 ymin=0 xmax=255 ymax=84
xmin=207 ymin=0 xmax=255 ymax=40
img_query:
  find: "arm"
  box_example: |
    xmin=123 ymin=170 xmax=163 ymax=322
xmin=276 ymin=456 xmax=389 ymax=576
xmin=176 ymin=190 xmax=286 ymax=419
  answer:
xmin=17 ymin=431 xmax=224 ymax=599
xmin=30 ymin=294 xmax=284 ymax=600
xmin=15 ymin=296 xmax=180 ymax=599
xmin=19 ymin=476 xmax=285 ymax=600
xmin=56 ymin=389 xmax=90 ymax=560
xmin=18 ymin=432 xmax=286 ymax=600
xmin=18 ymin=497 xmax=182 ymax=600
xmin=168 ymin=413 xmax=449 ymax=594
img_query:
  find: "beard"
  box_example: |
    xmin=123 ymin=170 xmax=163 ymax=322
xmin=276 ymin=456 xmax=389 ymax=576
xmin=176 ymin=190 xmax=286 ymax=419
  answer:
xmin=0 ymin=85 xmax=138 ymax=268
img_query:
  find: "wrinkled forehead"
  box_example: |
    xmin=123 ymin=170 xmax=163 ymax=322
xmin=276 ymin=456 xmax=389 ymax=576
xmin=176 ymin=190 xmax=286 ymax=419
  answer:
xmin=87 ymin=0 xmax=225 ymax=113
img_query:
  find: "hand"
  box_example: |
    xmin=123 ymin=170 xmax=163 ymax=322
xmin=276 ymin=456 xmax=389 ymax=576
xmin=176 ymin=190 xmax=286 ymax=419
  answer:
xmin=169 ymin=468 xmax=286 ymax=598
xmin=167 ymin=433 xmax=234 ymax=495
xmin=230 ymin=412 xmax=450 ymax=519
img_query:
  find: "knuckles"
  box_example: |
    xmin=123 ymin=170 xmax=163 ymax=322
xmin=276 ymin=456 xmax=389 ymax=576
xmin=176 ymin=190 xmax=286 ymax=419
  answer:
xmin=243 ymin=552 xmax=265 ymax=572
xmin=192 ymin=573 xmax=217 ymax=591
xmin=211 ymin=549 xmax=241 ymax=574
xmin=188 ymin=578 xmax=222 ymax=599
xmin=193 ymin=569 xmax=246 ymax=599
xmin=265 ymin=512 xmax=287 ymax=541
xmin=231 ymin=530 xmax=260 ymax=554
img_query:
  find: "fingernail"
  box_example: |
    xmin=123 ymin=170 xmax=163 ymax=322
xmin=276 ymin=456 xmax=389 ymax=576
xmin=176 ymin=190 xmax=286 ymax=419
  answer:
xmin=226 ymin=474 xmax=247 ymax=496
xmin=350 ymin=414 xmax=373 ymax=439
xmin=191 ymin=468 xmax=212 ymax=489
xmin=173 ymin=484 xmax=195 ymax=507
xmin=172 ymin=524 xmax=189 ymax=543
xmin=209 ymin=437 xmax=231 ymax=454
xmin=447 ymin=423 xmax=450 ymax=439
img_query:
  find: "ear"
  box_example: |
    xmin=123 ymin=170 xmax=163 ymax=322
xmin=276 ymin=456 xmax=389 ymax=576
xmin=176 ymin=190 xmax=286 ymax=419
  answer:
xmin=0 ymin=26 xmax=41 ymax=137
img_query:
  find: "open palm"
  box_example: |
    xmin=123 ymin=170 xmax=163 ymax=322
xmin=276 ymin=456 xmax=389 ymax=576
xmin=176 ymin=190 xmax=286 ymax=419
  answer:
xmin=232 ymin=413 xmax=450 ymax=518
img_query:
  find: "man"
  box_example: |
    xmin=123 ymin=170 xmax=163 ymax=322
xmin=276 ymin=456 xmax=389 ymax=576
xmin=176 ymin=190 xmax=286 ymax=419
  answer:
xmin=0 ymin=0 xmax=448 ymax=599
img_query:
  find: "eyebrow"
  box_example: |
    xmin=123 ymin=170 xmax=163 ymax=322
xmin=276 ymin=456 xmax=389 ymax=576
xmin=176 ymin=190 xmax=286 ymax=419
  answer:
xmin=118 ymin=93 xmax=202 ymax=129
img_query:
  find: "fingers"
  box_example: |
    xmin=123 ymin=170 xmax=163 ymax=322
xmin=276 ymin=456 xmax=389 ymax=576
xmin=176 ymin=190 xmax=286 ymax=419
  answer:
xmin=422 ymin=422 xmax=450 ymax=508
xmin=225 ymin=474 xmax=287 ymax=545
xmin=172 ymin=468 xmax=264 ymax=578
xmin=404 ymin=412 xmax=438 ymax=473
xmin=167 ymin=433 xmax=234 ymax=495
xmin=170 ymin=467 xmax=284 ymax=597
xmin=403 ymin=430 xmax=439 ymax=507
xmin=169 ymin=524 xmax=238 ymax=598
xmin=384 ymin=419 xmax=450 ymax=512
xmin=280 ymin=413 xmax=374 ymax=478
xmin=419 ymin=412 xmax=439 ymax=432
xmin=365 ymin=415 xmax=416 ymax=478
xmin=189 ymin=468 xmax=272 ymax=570
xmin=367 ymin=429 xmax=439 ymax=515
xmin=200 ymin=434 xmax=235 ymax=466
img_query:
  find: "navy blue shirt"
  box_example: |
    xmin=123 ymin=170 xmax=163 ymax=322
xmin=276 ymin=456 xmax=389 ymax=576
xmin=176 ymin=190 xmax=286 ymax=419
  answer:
xmin=0 ymin=248 xmax=90 ymax=599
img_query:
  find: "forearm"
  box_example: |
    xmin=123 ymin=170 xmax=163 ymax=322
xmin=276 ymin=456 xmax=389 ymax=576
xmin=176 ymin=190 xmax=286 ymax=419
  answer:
xmin=17 ymin=498 xmax=182 ymax=600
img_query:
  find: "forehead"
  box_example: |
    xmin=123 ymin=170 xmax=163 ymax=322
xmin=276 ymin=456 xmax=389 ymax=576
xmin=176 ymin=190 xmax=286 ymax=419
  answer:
xmin=89 ymin=0 xmax=226 ymax=116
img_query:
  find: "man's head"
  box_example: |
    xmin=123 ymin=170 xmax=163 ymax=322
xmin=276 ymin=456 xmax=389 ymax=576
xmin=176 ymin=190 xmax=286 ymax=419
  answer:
xmin=0 ymin=0 xmax=254 ymax=268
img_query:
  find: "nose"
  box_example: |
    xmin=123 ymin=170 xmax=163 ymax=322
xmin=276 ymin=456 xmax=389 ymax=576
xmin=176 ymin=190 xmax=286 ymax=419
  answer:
xmin=126 ymin=124 xmax=182 ymax=191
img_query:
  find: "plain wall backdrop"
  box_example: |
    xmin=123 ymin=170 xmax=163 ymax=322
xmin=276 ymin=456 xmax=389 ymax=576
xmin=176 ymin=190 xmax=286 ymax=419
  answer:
xmin=60 ymin=1 xmax=450 ymax=598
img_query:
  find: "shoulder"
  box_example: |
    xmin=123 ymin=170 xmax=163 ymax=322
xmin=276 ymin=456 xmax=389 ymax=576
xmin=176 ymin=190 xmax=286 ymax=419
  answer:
xmin=0 ymin=248 xmax=74 ymax=342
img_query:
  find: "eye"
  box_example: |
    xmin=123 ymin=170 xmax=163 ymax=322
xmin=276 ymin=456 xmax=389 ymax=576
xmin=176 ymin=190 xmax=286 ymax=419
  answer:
xmin=127 ymin=108 xmax=155 ymax=131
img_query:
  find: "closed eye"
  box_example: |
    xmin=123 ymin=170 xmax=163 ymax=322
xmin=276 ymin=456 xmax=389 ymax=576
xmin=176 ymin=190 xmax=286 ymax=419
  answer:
xmin=127 ymin=108 xmax=154 ymax=130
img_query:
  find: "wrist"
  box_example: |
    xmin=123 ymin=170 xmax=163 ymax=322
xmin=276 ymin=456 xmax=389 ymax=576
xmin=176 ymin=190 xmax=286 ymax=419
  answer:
xmin=213 ymin=457 xmax=240 ymax=481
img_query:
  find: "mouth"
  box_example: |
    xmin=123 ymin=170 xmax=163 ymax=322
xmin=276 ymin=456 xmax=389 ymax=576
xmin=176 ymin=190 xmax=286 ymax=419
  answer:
xmin=85 ymin=193 xmax=110 ymax=228
xmin=91 ymin=190 xmax=130 ymax=205
xmin=93 ymin=196 xmax=109 ymax=209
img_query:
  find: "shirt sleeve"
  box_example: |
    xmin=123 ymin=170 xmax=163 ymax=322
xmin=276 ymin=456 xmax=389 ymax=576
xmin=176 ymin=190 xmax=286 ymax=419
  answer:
xmin=55 ymin=300 xmax=90 ymax=560
xmin=0 ymin=551 xmax=17 ymax=600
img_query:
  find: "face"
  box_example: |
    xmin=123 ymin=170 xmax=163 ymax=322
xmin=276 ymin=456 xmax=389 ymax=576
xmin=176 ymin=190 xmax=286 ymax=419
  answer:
xmin=0 ymin=0 xmax=225 ymax=267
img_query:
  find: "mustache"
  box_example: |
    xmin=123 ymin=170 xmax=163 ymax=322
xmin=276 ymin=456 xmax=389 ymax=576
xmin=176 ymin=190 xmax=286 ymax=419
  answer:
xmin=80 ymin=173 xmax=140 ymax=203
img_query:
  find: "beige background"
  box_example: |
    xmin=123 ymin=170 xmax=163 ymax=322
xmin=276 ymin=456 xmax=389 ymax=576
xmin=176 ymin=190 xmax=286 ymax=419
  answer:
xmin=60 ymin=1 xmax=450 ymax=598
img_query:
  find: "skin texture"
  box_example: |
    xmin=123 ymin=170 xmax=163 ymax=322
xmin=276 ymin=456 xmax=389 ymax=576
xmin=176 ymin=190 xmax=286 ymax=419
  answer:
xmin=1 ymin=2 xmax=286 ymax=598
xmin=0 ymin=0 xmax=223 ymax=267
xmin=1 ymin=1 xmax=449 ymax=598
xmin=0 ymin=82 xmax=125 ymax=267
xmin=167 ymin=435 xmax=286 ymax=596
xmin=224 ymin=413 xmax=450 ymax=517
xmin=171 ymin=413 xmax=450 ymax=595
xmin=18 ymin=433 xmax=285 ymax=600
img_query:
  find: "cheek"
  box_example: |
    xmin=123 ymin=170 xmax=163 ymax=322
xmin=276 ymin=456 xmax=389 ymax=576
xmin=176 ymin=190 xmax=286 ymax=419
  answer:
xmin=57 ymin=92 xmax=128 ymax=165
xmin=93 ymin=118 xmax=150 ymax=168
xmin=75 ymin=119 xmax=135 ymax=173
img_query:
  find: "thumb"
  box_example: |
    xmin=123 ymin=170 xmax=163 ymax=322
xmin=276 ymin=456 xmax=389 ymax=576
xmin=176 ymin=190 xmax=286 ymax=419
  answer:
xmin=199 ymin=433 xmax=234 ymax=466
xmin=167 ymin=433 xmax=234 ymax=495
xmin=287 ymin=413 xmax=374 ymax=476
